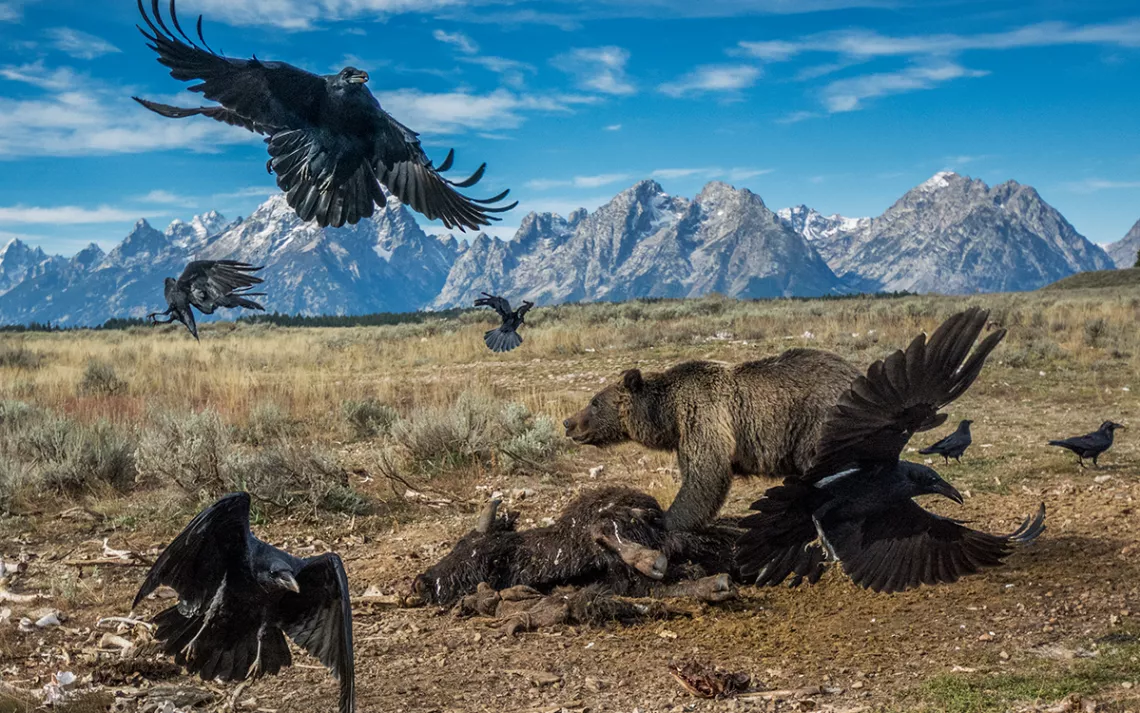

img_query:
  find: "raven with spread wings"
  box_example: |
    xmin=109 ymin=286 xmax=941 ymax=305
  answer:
xmin=134 ymin=493 xmax=355 ymax=713
xmin=737 ymin=308 xmax=1045 ymax=593
xmin=148 ymin=260 xmax=265 ymax=340
xmin=475 ymin=292 xmax=534 ymax=353
xmin=132 ymin=0 xmax=516 ymax=230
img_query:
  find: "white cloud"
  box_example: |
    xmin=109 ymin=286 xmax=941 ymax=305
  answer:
xmin=1063 ymin=178 xmax=1140 ymax=194
xmin=651 ymin=167 xmax=722 ymax=180
xmin=552 ymin=46 xmax=636 ymax=95
xmin=820 ymin=62 xmax=988 ymax=113
xmin=432 ymin=29 xmax=478 ymax=54
xmin=526 ymin=173 xmax=632 ymax=190
xmin=0 ymin=61 xmax=258 ymax=158
xmin=185 ymin=0 xmax=472 ymax=30
xmin=137 ymin=190 xmax=197 ymax=207
xmin=0 ymin=1 xmax=25 ymax=22
xmin=776 ymin=110 xmax=821 ymax=124
xmin=46 ymin=28 xmax=121 ymax=60
xmin=213 ymin=186 xmax=279 ymax=200
xmin=659 ymin=64 xmax=760 ymax=98
xmin=0 ymin=205 xmax=146 ymax=224
xmin=377 ymin=88 xmax=592 ymax=134
xmin=737 ymin=20 xmax=1140 ymax=62
xmin=604 ymin=123 xmax=622 ymax=131
xmin=727 ymin=168 xmax=774 ymax=180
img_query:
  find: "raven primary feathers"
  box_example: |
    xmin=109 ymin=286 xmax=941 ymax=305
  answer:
xmin=919 ymin=419 xmax=973 ymax=464
xmin=148 ymin=260 xmax=265 ymax=340
xmin=737 ymin=308 xmax=1045 ymax=593
xmin=475 ymin=293 xmax=534 ymax=353
xmin=1048 ymin=420 xmax=1125 ymax=468
xmin=134 ymin=493 xmax=354 ymax=713
xmin=132 ymin=0 xmax=517 ymax=230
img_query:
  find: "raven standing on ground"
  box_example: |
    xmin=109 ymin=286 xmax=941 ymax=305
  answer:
xmin=1048 ymin=421 xmax=1125 ymax=468
xmin=919 ymin=419 xmax=973 ymax=464
xmin=148 ymin=260 xmax=265 ymax=341
xmin=134 ymin=493 xmax=354 ymax=713
xmin=737 ymin=308 xmax=1045 ymax=593
xmin=132 ymin=0 xmax=517 ymax=230
xmin=475 ymin=293 xmax=534 ymax=353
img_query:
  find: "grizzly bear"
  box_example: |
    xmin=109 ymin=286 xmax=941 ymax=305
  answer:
xmin=563 ymin=349 xmax=859 ymax=531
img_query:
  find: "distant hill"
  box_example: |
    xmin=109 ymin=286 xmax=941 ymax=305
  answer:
xmin=1042 ymin=267 xmax=1140 ymax=291
xmin=1105 ymin=219 xmax=1140 ymax=268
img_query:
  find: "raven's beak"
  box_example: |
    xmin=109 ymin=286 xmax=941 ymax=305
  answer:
xmin=348 ymin=71 xmax=369 ymax=84
xmin=276 ymin=572 xmax=301 ymax=593
xmin=934 ymin=480 xmax=964 ymax=505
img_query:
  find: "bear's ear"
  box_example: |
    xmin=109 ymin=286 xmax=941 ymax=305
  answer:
xmin=622 ymin=368 xmax=644 ymax=393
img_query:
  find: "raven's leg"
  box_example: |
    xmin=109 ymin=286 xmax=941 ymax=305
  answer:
xmin=942 ymin=455 xmax=949 ymax=465
xmin=1092 ymin=455 xmax=1100 ymax=469
xmin=247 ymin=621 xmax=268 ymax=679
xmin=955 ymin=455 xmax=962 ymax=464
xmin=146 ymin=308 xmax=173 ymax=325
xmin=1077 ymin=456 xmax=1086 ymax=469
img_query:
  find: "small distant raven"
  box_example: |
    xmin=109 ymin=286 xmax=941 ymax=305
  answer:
xmin=919 ymin=419 xmax=973 ymax=464
xmin=737 ymin=308 xmax=1045 ymax=593
xmin=132 ymin=0 xmax=516 ymax=230
xmin=1048 ymin=420 xmax=1125 ymax=468
xmin=475 ymin=293 xmax=533 ymax=353
xmin=148 ymin=260 xmax=265 ymax=341
xmin=134 ymin=493 xmax=354 ymax=713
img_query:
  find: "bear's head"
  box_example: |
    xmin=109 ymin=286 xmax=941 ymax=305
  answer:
xmin=563 ymin=369 xmax=644 ymax=446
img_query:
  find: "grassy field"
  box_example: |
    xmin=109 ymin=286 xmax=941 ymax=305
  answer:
xmin=2 ymin=289 xmax=1139 ymax=712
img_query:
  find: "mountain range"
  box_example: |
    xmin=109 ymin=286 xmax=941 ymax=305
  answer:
xmin=0 ymin=172 xmax=1132 ymax=326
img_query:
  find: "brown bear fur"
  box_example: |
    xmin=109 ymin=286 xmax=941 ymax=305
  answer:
xmin=563 ymin=349 xmax=859 ymax=531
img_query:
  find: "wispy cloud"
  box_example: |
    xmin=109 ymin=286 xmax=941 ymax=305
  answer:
xmin=46 ymin=28 xmax=121 ymax=60
xmin=376 ymin=88 xmax=593 ymax=134
xmin=821 ymin=62 xmax=988 ymax=113
xmin=0 ymin=204 xmax=147 ymax=224
xmin=658 ymin=64 xmax=760 ymax=98
xmin=432 ymin=29 xmax=479 ymax=54
xmin=737 ymin=20 xmax=1140 ymax=62
xmin=432 ymin=28 xmax=534 ymax=87
xmin=552 ymin=46 xmax=635 ymax=96
xmin=604 ymin=124 xmax=622 ymax=131
xmin=651 ymin=166 xmax=772 ymax=181
xmin=526 ymin=173 xmax=632 ymax=190
xmin=0 ymin=1 xmax=25 ymax=22
xmin=136 ymin=190 xmax=197 ymax=207
xmin=776 ymin=110 xmax=821 ymax=124
xmin=1063 ymin=178 xmax=1140 ymax=194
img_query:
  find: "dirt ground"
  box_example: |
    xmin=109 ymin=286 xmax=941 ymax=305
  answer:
xmin=3 ymin=296 xmax=1140 ymax=713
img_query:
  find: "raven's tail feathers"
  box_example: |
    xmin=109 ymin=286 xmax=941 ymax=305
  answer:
xmin=483 ymin=327 xmax=523 ymax=353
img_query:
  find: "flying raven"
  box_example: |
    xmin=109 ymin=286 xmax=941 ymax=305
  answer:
xmin=919 ymin=419 xmax=973 ymax=464
xmin=475 ymin=293 xmax=533 ymax=353
xmin=737 ymin=308 xmax=1045 ymax=593
xmin=132 ymin=0 xmax=516 ymax=230
xmin=147 ymin=260 xmax=265 ymax=341
xmin=1048 ymin=420 xmax=1125 ymax=468
xmin=133 ymin=493 xmax=354 ymax=713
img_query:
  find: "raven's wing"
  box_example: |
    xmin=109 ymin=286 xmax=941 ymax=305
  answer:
xmin=919 ymin=431 xmax=959 ymax=454
xmin=822 ymin=500 xmax=1045 ymax=593
xmin=177 ymin=261 xmax=264 ymax=313
xmin=136 ymin=0 xmax=325 ymax=131
xmin=1048 ymin=432 xmax=1104 ymax=451
xmin=474 ymin=293 xmax=513 ymax=322
xmin=133 ymin=97 xmax=272 ymax=135
xmin=516 ymin=301 xmax=534 ymax=319
xmin=372 ymin=114 xmax=517 ymax=232
xmin=134 ymin=492 xmax=251 ymax=608
xmin=278 ymin=554 xmax=355 ymax=713
xmin=807 ymin=308 xmax=1006 ymax=480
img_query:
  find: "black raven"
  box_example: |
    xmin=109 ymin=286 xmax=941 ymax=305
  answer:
xmin=475 ymin=292 xmax=533 ymax=353
xmin=147 ymin=260 xmax=265 ymax=341
xmin=132 ymin=0 xmax=516 ymax=230
xmin=919 ymin=419 xmax=973 ymax=464
xmin=1048 ymin=420 xmax=1125 ymax=468
xmin=737 ymin=308 xmax=1045 ymax=593
xmin=134 ymin=493 xmax=354 ymax=713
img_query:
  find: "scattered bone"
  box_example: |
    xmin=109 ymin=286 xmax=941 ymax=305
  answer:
xmin=41 ymin=671 xmax=77 ymax=706
xmin=738 ymin=686 xmax=824 ymax=702
xmin=97 ymin=616 xmax=154 ymax=632
xmin=98 ymin=633 xmax=136 ymax=655
xmin=668 ymin=660 xmax=752 ymax=699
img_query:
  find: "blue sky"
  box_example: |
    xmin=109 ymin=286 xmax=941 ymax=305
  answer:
xmin=0 ymin=0 xmax=1137 ymax=255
